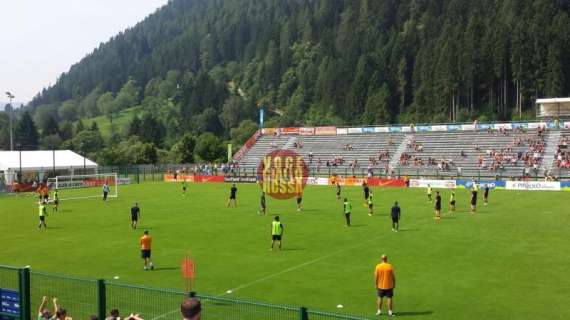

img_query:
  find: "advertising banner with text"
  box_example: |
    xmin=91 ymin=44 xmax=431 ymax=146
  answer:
xmin=315 ymin=126 xmax=337 ymax=135
xmin=506 ymin=181 xmax=561 ymax=191
xmin=456 ymin=180 xmax=505 ymax=190
xmin=306 ymin=177 xmax=329 ymax=186
xmin=367 ymin=178 xmax=407 ymax=188
xmin=409 ymin=179 xmax=457 ymax=189
xmin=328 ymin=176 xmax=367 ymax=186
xmin=347 ymin=127 xmax=363 ymax=134
xmin=262 ymin=128 xmax=278 ymax=135
xmin=299 ymin=127 xmax=315 ymax=135
xmin=224 ymin=176 xmax=257 ymax=183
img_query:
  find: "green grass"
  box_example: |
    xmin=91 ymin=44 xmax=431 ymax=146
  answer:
xmin=1 ymin=182 xmax=569 ymax=319
xmin=82 ymin=107 xmax=141 ymax=138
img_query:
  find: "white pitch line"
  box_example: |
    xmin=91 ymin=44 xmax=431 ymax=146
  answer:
xmin=150 ymin=309 xmax=179 ymax=320
xmin=222 ymin=235 xmax=382 ymax=295
xmin=150 ymin=235 xmax=381 ymax=320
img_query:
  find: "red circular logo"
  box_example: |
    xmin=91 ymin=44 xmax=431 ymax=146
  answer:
xmin=257 ymin=149 xmax=309 ymax=200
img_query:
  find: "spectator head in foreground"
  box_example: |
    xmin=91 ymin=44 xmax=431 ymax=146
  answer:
xmin=106 ymin=309 xmax=120 ymax=320
xmin=181 ymin=297 xmax=201 ymax=320
xmin=56 ymin=308 xmax=68 ymax=320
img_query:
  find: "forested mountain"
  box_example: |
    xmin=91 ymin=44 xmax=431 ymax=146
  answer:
xmin=4 ymin=0 xmax=570 ymax=164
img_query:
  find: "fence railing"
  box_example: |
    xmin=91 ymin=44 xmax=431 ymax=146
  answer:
xmin=0 ymin=265 xmax=373 ymax=320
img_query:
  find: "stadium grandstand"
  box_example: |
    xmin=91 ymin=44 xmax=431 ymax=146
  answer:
xmin=234 ymin=120 xmax=570 ymax=179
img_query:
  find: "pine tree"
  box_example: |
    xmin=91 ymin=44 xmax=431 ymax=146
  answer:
xmin=14 ymin=111 xmax=40 ymax=150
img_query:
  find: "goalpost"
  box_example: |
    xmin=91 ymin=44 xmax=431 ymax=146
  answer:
xmin=47 ymin=173 xmax=118 ymax=201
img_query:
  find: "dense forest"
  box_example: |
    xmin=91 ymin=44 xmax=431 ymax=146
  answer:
xmin=2 ymin=0 xmax=570 ymax=164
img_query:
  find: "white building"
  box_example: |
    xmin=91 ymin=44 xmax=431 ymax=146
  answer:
xmin=536 ymin=98 xmax=570 ymax=119
xmin=0 ymin=150 xmax=97 ymax=185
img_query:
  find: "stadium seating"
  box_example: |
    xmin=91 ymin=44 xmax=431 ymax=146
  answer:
xmin=396 ymin=129 xmax=547 ymax=178
xmin=237 ymin=127 xmax=565 ymax=178
xmin=552 ymin=129 xmax=570 ymax=173
xmin=237 ymin=133 xmax=405 ymax=176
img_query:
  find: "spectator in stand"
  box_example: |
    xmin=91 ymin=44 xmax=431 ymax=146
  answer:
xmin=181 ymin=297 xmax=202 ymax=320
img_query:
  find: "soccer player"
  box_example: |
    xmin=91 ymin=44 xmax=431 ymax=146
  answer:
xmin=140 ymin=230 xmax=154 ymax=270
xmin=391 ymin=202 xmax=401 ymax=232
xmin=131 ymin=203 xmax=140 ymax=229
xmin=102 ymin=182 xmax=110 ymax=201
xmin=38 ymin=201 xmax=48 ymax=230
xmin=258 ymin=191 xmax=266 ymax=215
xmin=52 ymin=189 xmax=59 ymax=213
xmin=449 ymin=191 xmax=456 ymax=214
xmin=270 ymin=216 xmax=284 ymax=251
xmin=227 ymin=184 xmax=237 ymax=207
xmin=434 ymin=191 xmax=441 ymax=220
xmin=343 ymin=198 xmax=352 ymax=227
xmin=427 ymin=184 xmax=432 ymax=202
xmin=363 ymin=182 xmax=370 ymax=202
xmin=42 ymin=186 xmax=49 ymax=203
xmin=296 ymin=192 xmax=303 ymax=212
xmin=367 ymin=191 xmax=374 ymax=216
xmin=471 ymin=181 xmax=479 ymax=213
xmin=375 ymin=254 xmax=396 ymax=316
xmin=483 ymin=185 xmax=490 ymax=206
xmin=336 ymin=183 xmax=341 ymax=200
xmin=182 ymin=180 xmax=188 ymax=196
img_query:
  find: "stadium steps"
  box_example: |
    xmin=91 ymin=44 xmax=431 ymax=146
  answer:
xmin=283 ymin=136 xmax=298 ymax=149
xmin=390 ymin=135 xmax=413 ymax=170
xmin=542 ymin=129 xmax=562 ymax=172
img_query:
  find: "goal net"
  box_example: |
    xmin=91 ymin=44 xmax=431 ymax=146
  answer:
xmin=47 ymin=173 xmax=118 ymax=200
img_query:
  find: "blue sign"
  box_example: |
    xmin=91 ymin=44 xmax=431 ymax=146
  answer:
xmin=362 ymin=127 xmax=375 ymax=133
xmin=389 ymin=126 xmax=402 ymax=133
xmin=447 ymin=124 xmax=461 ymax=131
xmin=417 ymin=126 xmax=430 ymax=132
xmin=259 ymin=108 xmax=264 ymax=128
xmin=0 ymin=289 xmax=19 ymax=316
xmin=456 ymin=180 xmax=505 ymax=190
xmin=511 ymin=123 xmax=528 ymax=129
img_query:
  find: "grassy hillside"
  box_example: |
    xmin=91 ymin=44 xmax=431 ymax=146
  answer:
xmin=82 ymin=107 xmax=141 ymax=138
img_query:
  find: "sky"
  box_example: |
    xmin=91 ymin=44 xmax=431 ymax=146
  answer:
xmin=0 ymin=0 xmax=169 ymax=105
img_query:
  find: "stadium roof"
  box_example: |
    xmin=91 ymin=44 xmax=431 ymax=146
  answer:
xmin=0 ymin=150 xmax=97 ymax=172
xmin=537 ymin=98 xmax=570 ymax=118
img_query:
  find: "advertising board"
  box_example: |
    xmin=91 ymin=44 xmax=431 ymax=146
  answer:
xmin=506 ymin=181 xmax=561 ymax=191
xmin=409 ymin=179 xmax=456 ymax=189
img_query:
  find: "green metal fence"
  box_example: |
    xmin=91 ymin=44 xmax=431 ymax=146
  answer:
xmin=0 ymin=266 xmax=372 ymax=320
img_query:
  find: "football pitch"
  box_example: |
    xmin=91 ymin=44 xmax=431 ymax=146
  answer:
xmin=1 ymin=182 xmax=569 ymax=319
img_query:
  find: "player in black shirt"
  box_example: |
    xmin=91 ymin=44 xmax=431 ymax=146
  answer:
xmin=227 ymin=184 xmax=238 ymax=207
xmin=391 ymin=202 xmax=401 ymax=232
xmin=471 ymin=184 xmax=478 ymax=213
xmin=258 ymin=191 xmax=266 ymax=215
xmin=131 ymin=203 xmax=140 ymax=229
xmin=296 ymin=192 xmax=303 ymax=212
xmin=483 ymin=185 xmax=490 ymax=206
xmin=363 ymin=182 xmax=370 ymax=202
xmin=336 ymin=183 xmax=341 ymax=200
xmin=434 ymin=191 xmax=442 ymax=220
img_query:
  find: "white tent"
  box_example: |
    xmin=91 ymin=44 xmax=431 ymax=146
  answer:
xmin=536 ymin=98 xmax=570 ymax=118
xmin=0 ymin=150 xmax=97 ymax=185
